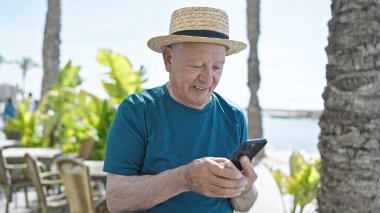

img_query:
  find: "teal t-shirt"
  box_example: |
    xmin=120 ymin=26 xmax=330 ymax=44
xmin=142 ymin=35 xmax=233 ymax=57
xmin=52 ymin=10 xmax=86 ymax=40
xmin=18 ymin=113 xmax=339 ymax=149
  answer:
xmin=104 ymin=84 xmax=248 ymax=213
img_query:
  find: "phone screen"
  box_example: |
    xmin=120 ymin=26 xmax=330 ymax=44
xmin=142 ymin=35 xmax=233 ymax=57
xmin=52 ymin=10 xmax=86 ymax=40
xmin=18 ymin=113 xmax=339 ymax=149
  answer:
xmin=230 ymin=138 xmax=267 ymax=170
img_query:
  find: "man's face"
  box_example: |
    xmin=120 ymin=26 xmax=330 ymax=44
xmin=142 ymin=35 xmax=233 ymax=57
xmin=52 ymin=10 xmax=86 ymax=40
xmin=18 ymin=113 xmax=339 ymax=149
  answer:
xmin=163 ymin=42 xmax=226 ymax=110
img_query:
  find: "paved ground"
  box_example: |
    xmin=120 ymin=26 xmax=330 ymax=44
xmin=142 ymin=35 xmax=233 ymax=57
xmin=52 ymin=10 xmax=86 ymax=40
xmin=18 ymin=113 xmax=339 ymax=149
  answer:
xmin=0 ymin=189 xmax=42 ymax=213
xmin=0 ymin=189 xmax=68 ymax=213
xmin=249 ymin=163 xmax=284 ymax=212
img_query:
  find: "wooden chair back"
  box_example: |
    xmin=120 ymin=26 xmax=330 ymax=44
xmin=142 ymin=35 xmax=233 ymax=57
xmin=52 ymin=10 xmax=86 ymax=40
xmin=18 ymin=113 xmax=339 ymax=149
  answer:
xmin=78 ymin=138 xmax=95 ymax=160
xmin=0 ymin=148 xmax=10 ymax=186
xmin=0 ymin=148 xmax=31 ymax=213
xmin=24 ymin=153 xmax=48 ymax=208
xmin=56 ymin=158 xmax=94 ymax=213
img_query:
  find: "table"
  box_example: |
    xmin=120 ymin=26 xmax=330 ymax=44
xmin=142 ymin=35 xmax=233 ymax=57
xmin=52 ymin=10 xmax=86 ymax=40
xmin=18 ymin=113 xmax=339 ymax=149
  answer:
xmin=3 ymin=147 xmax=62 ymax=167
xmin=0 ymin=139 xmax=19 ymax=148
xmin=3 ymin=147 xmax=62 ymax=160
xmin=84 ymin=160 xmax=107 ymax=183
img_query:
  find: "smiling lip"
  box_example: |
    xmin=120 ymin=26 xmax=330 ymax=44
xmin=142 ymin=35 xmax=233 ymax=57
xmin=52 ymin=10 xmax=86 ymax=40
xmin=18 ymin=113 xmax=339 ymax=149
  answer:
xmin=193 ymin=86 xmax=209 ymax=91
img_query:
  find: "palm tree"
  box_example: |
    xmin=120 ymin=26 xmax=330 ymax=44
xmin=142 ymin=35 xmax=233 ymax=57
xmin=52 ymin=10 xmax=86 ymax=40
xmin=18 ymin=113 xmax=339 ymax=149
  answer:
xmin=17 ymin=57 xmax=38 ymax=94
xmin=318 ymin=0 xmax=380 ymax=211
xmin=247 ymin=0 xmax=263 ymax=148
xmin=41 ymin=0 xmax=61 ymax=98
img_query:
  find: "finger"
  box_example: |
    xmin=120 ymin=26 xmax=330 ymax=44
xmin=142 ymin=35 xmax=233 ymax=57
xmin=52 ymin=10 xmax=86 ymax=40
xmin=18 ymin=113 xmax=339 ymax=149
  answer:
xmin=211 ymin=157 xmax=230 ymax=163
xmin=240 ymin=156 xmax=258 ymax=183
xmin=213 ymin=158 xmax=238 ymax=171
xmin=207 ymin=159 xmax=243 ymax=180
xmin=206 ymin=184 xmax=245 ymax=198
xmin=212 ymin=158 xmax=242 ymax=173
xmin=209 ymin=175 xmax=248 ymax=188
xmin=222 ymin=159 xmax=240 ymax=171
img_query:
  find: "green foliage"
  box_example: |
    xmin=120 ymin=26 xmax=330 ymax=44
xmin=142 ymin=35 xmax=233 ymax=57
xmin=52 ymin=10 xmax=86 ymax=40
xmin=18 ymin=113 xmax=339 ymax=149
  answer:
xmin=57 ymin=61 xmax=82 ymax=87
xmin=97 ymin=49 xmax=146 ymax=105
xmin=4 ymin=100 xmax=41 ymax=147
xmin=38 ymin=62 xmax=86 ymax=147
xmin=70 ymin=89 xmax=115 ymax=160
xmin=268 ymin=152 xmax=320 ymax=213
xmin=3 ymin=49 xmax=146 ymax=160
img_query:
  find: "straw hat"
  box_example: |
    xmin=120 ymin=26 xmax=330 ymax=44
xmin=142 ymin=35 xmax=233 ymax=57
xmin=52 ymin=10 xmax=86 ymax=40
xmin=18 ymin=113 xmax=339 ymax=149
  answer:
xmin=147 ymin=7 xmax=247 ymax=56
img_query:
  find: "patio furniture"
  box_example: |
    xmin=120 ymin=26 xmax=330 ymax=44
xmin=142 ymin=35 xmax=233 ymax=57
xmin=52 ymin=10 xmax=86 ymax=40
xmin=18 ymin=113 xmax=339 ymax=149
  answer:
xmin=54 ymin=138 xmax=95 ymax=161
xmin=4 ymin=147 xmax=61 ymax=169
xmin=56 ymin=158 xmax=108 ymax=213
xmin=78 ymin=138 xmax=95 ymax=160
xmin=0 ymin=148 xmax=32 ymax=213
xmin=3 ymin=147 xmax=61 ymax=161
xmin=0 ymin=139 xmax=19 ymax=148
xmin=24 ymin=153 xmax=67 ymax=213
xmin=84 ymin=160 xmax=107 ymax=184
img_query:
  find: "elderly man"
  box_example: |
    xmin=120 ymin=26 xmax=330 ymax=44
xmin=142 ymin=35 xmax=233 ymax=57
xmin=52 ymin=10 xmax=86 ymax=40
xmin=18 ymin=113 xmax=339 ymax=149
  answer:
xmin=104 ymin=7 xmax=258 ymax=213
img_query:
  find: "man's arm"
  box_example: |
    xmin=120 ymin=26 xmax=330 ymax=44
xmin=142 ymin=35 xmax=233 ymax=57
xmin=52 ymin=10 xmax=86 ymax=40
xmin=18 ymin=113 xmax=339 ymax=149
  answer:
xmin=230 ymin=156 xmax=259 ymax=212
xmin=106 ymin=157 xmax=248 ymax=212
xmin=106 ymin=165 xmax=188 ymax=212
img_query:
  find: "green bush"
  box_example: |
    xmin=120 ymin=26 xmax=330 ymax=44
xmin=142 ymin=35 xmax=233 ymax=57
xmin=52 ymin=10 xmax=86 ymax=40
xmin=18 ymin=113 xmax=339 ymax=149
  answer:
xmin=4 ymin=49 xmax=146 ymax=160
xmin=4 ymin=100 xmax=40 ymax=146
xmin=268 ymin=152 xmax=320 ymax=213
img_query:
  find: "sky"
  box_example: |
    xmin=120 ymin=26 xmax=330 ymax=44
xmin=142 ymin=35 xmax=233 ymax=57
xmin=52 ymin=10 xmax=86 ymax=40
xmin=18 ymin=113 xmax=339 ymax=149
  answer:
xmin=0 ymin=0 xmax=331 ymax=110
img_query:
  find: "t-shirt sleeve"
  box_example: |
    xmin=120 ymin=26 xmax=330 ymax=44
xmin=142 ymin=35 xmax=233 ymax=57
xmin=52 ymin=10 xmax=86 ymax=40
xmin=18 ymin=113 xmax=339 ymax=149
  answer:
xmin=103 ymin=98 xmax=146 ymax=175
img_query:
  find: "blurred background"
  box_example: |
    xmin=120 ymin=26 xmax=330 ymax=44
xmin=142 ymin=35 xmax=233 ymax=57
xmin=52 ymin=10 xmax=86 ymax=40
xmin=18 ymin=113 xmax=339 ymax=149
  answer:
xmin=2 ymin=1 xmax=379 ymax=212
xmin=0 ymin=0 xmax=330 ymax=154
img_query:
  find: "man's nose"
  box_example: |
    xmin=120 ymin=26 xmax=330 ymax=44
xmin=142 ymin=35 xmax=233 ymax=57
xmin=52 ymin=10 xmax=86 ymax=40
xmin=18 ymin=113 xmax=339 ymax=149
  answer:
xmin=199 ymin=67 xmax=213 ymax=84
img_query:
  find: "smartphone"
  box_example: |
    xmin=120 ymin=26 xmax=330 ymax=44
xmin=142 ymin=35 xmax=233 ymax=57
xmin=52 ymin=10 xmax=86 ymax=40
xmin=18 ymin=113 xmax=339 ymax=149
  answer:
xmin=230 ymin=138 xmax=267 ymax=170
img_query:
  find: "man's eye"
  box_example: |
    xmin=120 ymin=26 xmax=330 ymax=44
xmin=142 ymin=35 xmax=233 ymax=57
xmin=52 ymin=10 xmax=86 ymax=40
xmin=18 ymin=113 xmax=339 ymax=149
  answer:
xmin=191 ymin=65 xmax=202 ymax=69
xmin=213 ymin=66 xmax=222 ymax=71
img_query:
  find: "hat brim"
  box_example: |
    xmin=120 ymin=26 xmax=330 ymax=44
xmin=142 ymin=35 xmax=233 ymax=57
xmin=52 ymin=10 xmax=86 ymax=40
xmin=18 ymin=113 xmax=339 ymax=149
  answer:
xmin=147 ymin=35 xmax=247 ymax=56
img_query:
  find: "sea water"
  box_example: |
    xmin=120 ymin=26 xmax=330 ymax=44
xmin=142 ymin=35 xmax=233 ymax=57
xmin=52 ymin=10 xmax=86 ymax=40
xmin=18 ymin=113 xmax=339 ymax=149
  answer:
xmin=263 ymin=116 xmax=320 ymax=154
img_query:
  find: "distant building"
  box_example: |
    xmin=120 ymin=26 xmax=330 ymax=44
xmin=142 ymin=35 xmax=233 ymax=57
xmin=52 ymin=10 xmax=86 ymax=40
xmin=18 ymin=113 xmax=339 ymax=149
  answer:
xmin=0 ymin=84 xmax=18 ymax=103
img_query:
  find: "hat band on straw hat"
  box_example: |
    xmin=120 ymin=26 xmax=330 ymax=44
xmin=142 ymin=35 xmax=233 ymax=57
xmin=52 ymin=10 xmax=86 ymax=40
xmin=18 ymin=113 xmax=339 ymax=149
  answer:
xmin=171 ymin=30 xmax=229 ymax=40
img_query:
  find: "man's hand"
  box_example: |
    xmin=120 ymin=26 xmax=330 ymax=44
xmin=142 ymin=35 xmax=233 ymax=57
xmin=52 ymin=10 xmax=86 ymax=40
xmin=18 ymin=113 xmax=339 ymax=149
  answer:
xmin=181 ymin=157 xmax=248 ymax=198
xmin=239 ymin=156 xmax=258 ymax=195
xmin=229 ymin=156 xmax=259 ymax=212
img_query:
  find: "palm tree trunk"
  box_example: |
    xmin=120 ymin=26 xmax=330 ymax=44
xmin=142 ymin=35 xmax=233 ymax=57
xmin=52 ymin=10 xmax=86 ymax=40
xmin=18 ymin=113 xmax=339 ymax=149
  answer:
xmin=41 ymin=0 xmax=61 ymax=98
xmin=318 ymin=0 xmax=380 ymax=212
xmin=247 ymin=0 xmax=264 ymax=154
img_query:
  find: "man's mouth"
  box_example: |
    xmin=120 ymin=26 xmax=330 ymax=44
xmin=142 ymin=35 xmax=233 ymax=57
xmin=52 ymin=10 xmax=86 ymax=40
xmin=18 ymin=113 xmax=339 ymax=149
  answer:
xmin=194 ymin=86 xmax=208 ymax=91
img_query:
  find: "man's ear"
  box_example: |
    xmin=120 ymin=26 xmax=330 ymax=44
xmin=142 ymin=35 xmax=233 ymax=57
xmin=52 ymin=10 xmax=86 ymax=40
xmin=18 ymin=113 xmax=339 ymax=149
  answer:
xmin=162 ymin=46 xmax=173 ymax=72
